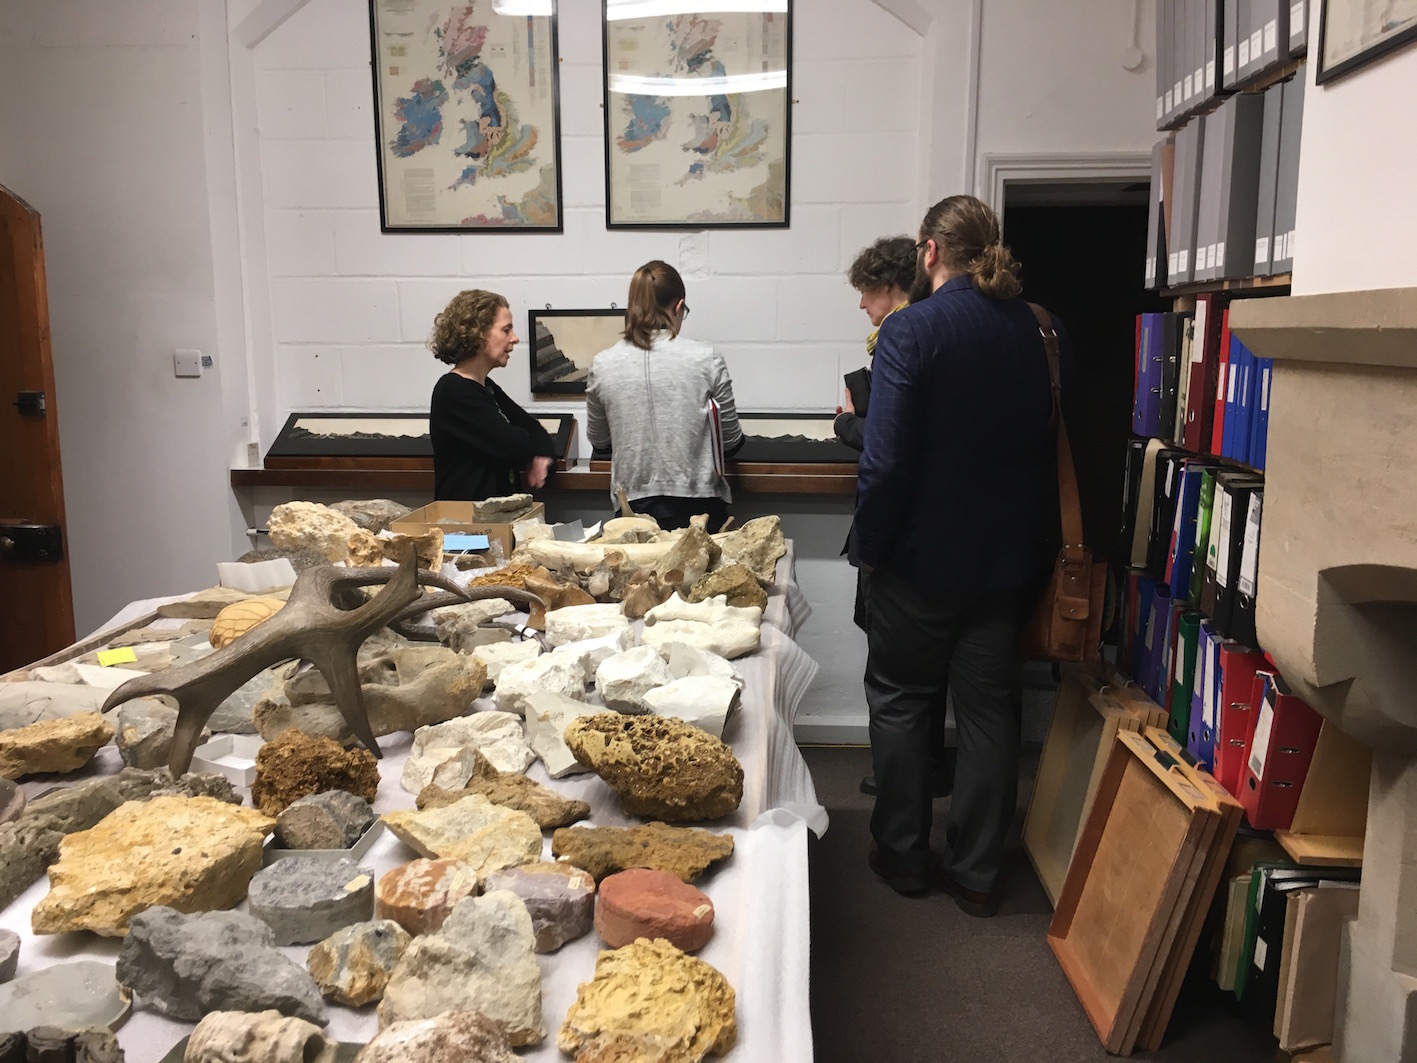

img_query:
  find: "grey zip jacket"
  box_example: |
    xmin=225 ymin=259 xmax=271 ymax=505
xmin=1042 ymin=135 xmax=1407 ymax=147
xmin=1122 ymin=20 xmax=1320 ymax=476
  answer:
xmin=586 ymin=331 xmax=743 ymax=504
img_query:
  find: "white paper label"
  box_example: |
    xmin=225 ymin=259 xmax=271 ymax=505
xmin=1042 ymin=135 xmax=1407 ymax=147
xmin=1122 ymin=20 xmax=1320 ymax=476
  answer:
xmin=1254 ymin=935 xmax=1270 ymax=970
xmin=1170 ymin=251 xmax=1179 ymax=273
xmin=1167 ymin=89 xmax=1175 ymax=112
xmin=1217 ymin=242 xmax=1226 ymax=269
xmin=1287 ymin=230 xmax=1296 ymax=259
xmin=1227 ymin=364 xmax=1239 ymax=402
xmin=1249 ymin=687 xmax=1275 ymax=779
xmin=1215 ymin=363 xmax=1227 ymax=408
xmin=1216 ymin=491 xmax=1234 ymax=587
xmin=1265 ymin=20 xmax=1278 ymax=54
xmin=1194 ymin=635 xmax=1208 ymax=706
xmin=1260 ymin=368 xmax=1272 ymax=411
xmin=1256 ymin=236 xmax=1270 ymax=263
xmin=1207 ymin=59 xmax=1216 ymax=88
xmin=1195 ymin=65 xmax=1205 ymax=92
xmin=1207 ymin=244 xmax=1217 ymax=270
xmin=1203 ymin=642 xmax=1218 ymax=728
xmin=1194 ymin=300 xmax=1209 ymax=356
xmin=1238 ymin=492 xmax=1263 ymax=596
xmin=1165 ymin=461 xmax=1176 ymax=495
xmin=1250 ymin=29 xmax=1263 ymax=58
xmin=1175 ymin=79 xmax=1184 ymax=101
xmin=1146 ymin=258 xmax=1156 ymax=285
xmin=1185 ymin=73 xmax=1195 ymax=99
xmin=1179 ymin=249 xmax=1190 ymax=272
xmin=1239 ymin=39 xmax=1251 ymax=65
xmin=1292 ymin=1 xmax=1305 ymax=34
xmin=1158 ymin=96 xmax=1165 ymax=120
xmin=1224 ymin=45 xmax=1236 ymax=74
xmin=1206 ymin=485 xmax=1224 ymax=573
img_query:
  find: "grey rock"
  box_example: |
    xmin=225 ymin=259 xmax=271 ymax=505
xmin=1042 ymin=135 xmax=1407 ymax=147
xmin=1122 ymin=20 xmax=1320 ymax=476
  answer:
xmin=236 ymin=547 xmax=328 ymax=574
xmin=354 ymin=1009 xmax=518 ymax=1062
xmin=116 ymin=906 xmax=327 ymax=1025
xmin=329 ymin=499 xmax=411 ymax=534
xmin=0 ymin=778 xmax=24 ymax=825
xmin=307 ymin=919 xmax=411 ymax=1007
xmin=377 ymin=890 xmax=544 ymax=1045
xmin=116 ymin=701 xmax=209 ymax=769
xmin=208 ymin=668 xmax=279 ymax=734
xmin=0 ymin=681 xmax=109 ymax=730
xmin=0 ymin=960 xmax=132 ymax=1035
xmin=0 ymin=929 xmax=17 ymax=983
xmin=484 ymin=862 xmax=595 ymax=953
xmin=0 ymin=820 xmax=62 ymax=911
xmin=248 ymin=858 xmax=375 ymax=945
xmin=114 ymin=765 xmax=242 ymax=805
xmin=186 ymin=1010 xmax=337 ymax=1063
xmin=276 ymin=790 xmax=375 ymax=851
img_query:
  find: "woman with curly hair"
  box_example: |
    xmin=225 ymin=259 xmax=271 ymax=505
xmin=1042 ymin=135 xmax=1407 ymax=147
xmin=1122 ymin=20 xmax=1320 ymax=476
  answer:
xmin=429 ymin=289 xmax=555 ymax=501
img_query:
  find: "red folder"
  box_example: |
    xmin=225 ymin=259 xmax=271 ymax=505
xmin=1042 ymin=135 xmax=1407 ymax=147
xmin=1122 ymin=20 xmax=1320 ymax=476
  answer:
xmin=1210 ymin=309 xmax=1231 ymax=456
xmin=1214 ymin=645 xmax=1268 ymax=795
xmin=1184 ymin=293 xmax=1222 ymax=453
xmin=1239 ymin=673 xmax=1324 ymax=830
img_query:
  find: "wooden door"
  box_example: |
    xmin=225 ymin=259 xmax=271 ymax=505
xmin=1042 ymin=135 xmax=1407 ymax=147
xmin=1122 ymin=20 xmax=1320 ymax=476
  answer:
xmin=0 ymin=183 xmax=75 ymax=672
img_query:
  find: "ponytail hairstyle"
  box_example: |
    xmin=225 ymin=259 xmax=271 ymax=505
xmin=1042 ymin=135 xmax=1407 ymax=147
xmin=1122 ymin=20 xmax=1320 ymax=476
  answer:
xmin=623 ymin=260 xmax=687 ymax=351
xmin=918 ymin=195 xmax=1022 ymax=300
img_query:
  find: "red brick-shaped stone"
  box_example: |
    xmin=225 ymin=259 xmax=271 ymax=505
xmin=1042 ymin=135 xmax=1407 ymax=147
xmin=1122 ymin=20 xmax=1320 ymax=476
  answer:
xmin=375 ymin=858 xmax=478 ymax=936
xmin=594 ymin=868 xmax=715 ymax=952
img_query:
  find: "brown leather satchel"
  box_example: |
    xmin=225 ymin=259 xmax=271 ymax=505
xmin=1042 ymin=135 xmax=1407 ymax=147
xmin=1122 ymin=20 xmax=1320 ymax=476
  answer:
xmin=1019 ymin=303 xmax=1107 ymax=662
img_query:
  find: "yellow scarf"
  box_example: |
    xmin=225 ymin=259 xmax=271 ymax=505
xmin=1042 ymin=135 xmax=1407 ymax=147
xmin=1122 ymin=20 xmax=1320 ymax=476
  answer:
xmin=865 ymin=301 xmax=910 ymax=357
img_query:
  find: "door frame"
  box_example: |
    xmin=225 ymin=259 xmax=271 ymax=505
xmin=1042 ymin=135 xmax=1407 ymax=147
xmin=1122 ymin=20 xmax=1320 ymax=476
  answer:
xmin=977 ymin=151 xmax=1153 ymax=227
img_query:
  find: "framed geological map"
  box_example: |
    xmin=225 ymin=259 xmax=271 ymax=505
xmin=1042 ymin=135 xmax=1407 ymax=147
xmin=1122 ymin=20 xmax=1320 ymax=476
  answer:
xmin=601 ymin=1 xmax=792 ymax=228
xmin=368 ymin=0 xmax=564 ymax=231
xmin=1316 ymin=0 xmax=1417 ymax=84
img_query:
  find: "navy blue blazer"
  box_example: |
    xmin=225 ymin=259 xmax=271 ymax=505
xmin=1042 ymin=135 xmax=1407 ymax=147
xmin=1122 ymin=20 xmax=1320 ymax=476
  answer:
xmin=854 ymin=275 xmax=1074 ymax=599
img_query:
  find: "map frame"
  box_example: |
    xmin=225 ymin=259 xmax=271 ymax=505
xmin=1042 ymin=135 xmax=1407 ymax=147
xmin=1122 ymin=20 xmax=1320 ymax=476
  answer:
xmin=1316 ymin=0 xmax=1417 ymax=84
xmin=600 ymin=2 xmax=793 ymax=230
xmin=368 ymin=0 xmax=565 ymax=232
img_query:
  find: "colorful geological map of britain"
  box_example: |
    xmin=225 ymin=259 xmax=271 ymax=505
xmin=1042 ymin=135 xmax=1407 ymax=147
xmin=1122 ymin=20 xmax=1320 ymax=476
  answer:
xmin=377 ymin=3 xmax=557 ymax=227
xmin=610 ymin=13 xmax=787 ymax=224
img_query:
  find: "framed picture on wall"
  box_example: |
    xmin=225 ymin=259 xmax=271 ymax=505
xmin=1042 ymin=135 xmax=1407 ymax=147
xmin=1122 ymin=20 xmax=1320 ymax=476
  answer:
xmin=368 ymin=0 xmax=564 ymax=231
xmin=529 ymin=308 xmax=628 ymax=394
xmin=601 ymin=0 xmax=792 ymax=228
xmin=1316 ymin=0 xmax=1417 ymax=84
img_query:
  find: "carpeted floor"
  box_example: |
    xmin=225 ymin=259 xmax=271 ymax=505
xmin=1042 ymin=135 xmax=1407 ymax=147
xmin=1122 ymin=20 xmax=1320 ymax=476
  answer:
xmin=803 ymin=744 xmax=1280 ymax=1063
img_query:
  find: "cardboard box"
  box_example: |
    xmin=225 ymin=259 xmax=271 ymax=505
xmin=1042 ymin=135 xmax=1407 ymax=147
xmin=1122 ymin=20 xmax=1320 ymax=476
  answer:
xmin=392 ymin=500 xmax=544 ymax=558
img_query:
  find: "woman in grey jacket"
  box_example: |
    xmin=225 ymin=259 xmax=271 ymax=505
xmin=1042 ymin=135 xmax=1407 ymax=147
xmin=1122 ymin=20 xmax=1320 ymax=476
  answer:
xmin=586 ymin=260 xmax=743 ymax=531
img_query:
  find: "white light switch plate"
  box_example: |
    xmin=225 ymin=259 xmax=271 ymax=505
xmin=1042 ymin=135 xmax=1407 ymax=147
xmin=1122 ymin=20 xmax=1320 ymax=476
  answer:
xmin=174 ymin=349 xmax=202 ymax=377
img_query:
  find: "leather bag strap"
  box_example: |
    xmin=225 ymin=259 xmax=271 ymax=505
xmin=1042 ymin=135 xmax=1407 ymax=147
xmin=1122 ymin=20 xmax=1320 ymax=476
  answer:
xmin=1028 ymin=302 xmax=1086 ymax=552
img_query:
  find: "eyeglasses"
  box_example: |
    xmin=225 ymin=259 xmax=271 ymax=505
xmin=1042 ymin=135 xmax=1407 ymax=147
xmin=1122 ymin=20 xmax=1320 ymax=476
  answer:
xmin=914 ymin=239 xmax=930 ymax=252
xmin=681 ymin=303 xmax=691 ymax=318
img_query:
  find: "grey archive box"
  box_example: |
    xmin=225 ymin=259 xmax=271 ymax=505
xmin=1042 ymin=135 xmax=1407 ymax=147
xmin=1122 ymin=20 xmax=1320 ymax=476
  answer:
xmin=1146 ymin=141 xmax=1165 ymax=289
xmin=1177 ymin=116 xmax=1209 ymax=284
xmin=1223 ymin=0 xmax=1240 ymax=89
xmin=1195 ymin=106 xmax=1227 ymax=282
xmin=1288 ymin=0 xmax=1308 ymax=54
xmin=1272 ymin=73 xmax=1305 ymax=273
xmin=1216 ymin=92 xmax=1266 ymax=279
xmin=1252 ymin=82 xmax=1285 ymax=275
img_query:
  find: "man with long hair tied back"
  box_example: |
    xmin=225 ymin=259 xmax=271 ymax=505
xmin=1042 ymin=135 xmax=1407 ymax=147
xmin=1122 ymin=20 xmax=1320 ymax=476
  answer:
xmin=586 ymin=260 xmax=743 ymax=531
xmin=854 ymin=195 xmax=1076 ymax=914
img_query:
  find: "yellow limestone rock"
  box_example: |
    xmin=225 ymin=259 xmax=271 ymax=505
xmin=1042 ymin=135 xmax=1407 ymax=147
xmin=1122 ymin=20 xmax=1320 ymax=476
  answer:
xmin=381 ymin=795 xmax=542 ymax=878
xmin=558 ymin=938 xmax=737 ymax=1062
xmin=209 ymin=596 xmax=287 ymax=649
xmin=267 ymin=502 xmax=361 ymax=562
xmin=0 ymin=712 xmax=114 ymax=779
xmin=31 ymin=795 xmax=276 ymax=935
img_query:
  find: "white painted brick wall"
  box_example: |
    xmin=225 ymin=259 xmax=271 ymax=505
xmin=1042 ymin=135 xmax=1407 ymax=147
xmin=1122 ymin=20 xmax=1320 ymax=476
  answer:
xmin=250 ymin=0 xmax=923 ymax=420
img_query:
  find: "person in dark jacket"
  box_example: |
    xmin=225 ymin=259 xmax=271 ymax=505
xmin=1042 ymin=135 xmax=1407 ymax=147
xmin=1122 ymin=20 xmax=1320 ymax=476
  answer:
xmin=838 ymin=237 xmax=954 ymax=801
xmin=429 ymin=289 xmax=556 ymax=501
xmin=856 ymin=195 xmax=1072 ymax=913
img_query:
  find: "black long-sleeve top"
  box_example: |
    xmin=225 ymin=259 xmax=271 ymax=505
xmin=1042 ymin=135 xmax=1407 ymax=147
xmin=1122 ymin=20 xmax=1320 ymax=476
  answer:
xmin=430 ymin=372 xmax=555 ymax=501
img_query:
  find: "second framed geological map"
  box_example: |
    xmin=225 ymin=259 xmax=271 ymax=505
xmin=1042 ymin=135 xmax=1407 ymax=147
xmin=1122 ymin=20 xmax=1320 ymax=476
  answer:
xmin=601 ymin=1 xmax=792 ymax=228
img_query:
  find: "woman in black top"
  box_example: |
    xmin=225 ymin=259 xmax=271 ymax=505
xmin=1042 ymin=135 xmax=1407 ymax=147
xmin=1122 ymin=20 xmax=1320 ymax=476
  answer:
xmin=429 ymin=290 xmax=555 ymax=500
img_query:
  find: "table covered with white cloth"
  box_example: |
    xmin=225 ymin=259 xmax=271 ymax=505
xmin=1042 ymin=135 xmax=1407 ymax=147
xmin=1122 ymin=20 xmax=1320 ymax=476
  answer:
xmin=1 ymin=549 xmax=826 ymax=1062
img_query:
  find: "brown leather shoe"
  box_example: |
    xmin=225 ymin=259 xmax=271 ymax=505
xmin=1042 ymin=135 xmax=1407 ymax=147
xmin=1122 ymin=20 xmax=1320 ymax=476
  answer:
xmin=932 ymin=870 xmax=1001 ymax=917
xmin=867 ymin=840 xmax=929 ymax=897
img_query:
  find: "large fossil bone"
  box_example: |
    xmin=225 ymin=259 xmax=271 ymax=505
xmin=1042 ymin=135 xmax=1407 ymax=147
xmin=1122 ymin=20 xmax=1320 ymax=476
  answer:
xmin=101 ymin=548 xmax=540 ymax=774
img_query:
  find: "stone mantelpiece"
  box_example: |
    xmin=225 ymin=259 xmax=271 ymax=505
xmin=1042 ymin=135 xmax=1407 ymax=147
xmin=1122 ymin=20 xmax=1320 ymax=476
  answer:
xmin=1229 ymin=286 xmax=1417 ymax=1063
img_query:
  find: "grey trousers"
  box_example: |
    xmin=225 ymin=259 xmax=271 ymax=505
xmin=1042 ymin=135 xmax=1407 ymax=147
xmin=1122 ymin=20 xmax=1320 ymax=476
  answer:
xmin=863 ymin=568 xmax=1026 ymax=892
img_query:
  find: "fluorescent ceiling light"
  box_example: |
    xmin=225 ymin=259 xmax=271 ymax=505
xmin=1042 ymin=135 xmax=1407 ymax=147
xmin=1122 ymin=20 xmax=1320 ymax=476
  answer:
xmin=491 ymin=0 xmax=553 ymax=14
xmin=606 ymin=0 xmax=788 ymax=20
xmin=608 ymin=70 xmax=787 ymax=95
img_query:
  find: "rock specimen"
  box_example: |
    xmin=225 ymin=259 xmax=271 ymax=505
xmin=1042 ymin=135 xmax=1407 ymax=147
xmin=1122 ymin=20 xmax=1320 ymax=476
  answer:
xmin=0 ymin=929 xmax=16 ymax=984
xmin=524 ymin=692 xmax=601 ymax=779
xmin=250 ymin=731 xmax=380 ymax=817
xmin=652 ymin=524 xmax=720 ymax=589
xmin=209 ymin=595 xmax=287 ymax=649
xmin=31 ymin=795 xmax=276 ymax=935
xmin=378 ymin=890 xmax=544 ymax=1045
xmin=375 ymin=859 xmax=479 ymax=936
xmin=558 ymin=938 xmax=737 ymax=1061
xmin=641 ymin=677 xmax=740 ymax=739
xmin=354 ymin=1009 xmax=517 ymax=1063
xmin=416 ymin=751 xmax=590 ymax=829
xmin=267 ymin=501 xmax=361 ymax=562
xmin=715 ymin=515 xmax=785 ymax=583
xmin=382 ymin=529 xmax=444 ymax=570
xmin=544 ymin=603 xmax=632 ymax=648
xmin=475 ymin=492 xmax=533 ymax=519
xmin=550 ymin=627 xmax=636 ymax=681
xmin=247 ymin=857 xmax=375 ymax=945
xmin=0 ymin=961 xmax=132 ymax=1039
xmin=565 ymin=714 xmax=744 ymax=822
xmin=210 ymin=668 xmax=279 ymax=734
xmin=116 ymin=906 xmax=326 ymax=1024
xmin=484 ymin=861 xmax=596 ymax=953
xmin=0 ymin=821 xmax=61 ymax=915
xmin=524 ymin=568 xmax=596 ymax=629
xmin=551 ymin=823 xmax=735 ymax=884
xmin=596 ymin=868 xmax=715 ymax=951
xmin=255 ymin=645 xmax=485 ymax=746
xmin=236 ymin=546 xmax=328 ymax=574
xmin=401 ymin=712 xmax=533 ymax=792
xmin=307 ymin=919 xmax=411 ymax=1007
xmin=622 ymin=568 xmax=679 ymax=620
xmin=469 ymin=638 xmax=541 ymax=685
xmin=275 ymin=790 xmax=376 ymax=851
xmin=599 ymin=515 xmax=661 ymax=544
xmin=157 ymin=585 xmax=275 ymax=620
xmin=687 ymin=563 xmax=768 ymax=611
xmin=0 ymin=712 xmax=114 ymax=779
xmin=666 ymin=643 xmax=742 ymax=686
xmin=186 ymin=1010 xmax=337 ymax=1063
xmin=381 ymin=795 xmax=541 ymax=877
xmin=344 ymin=529 xmax=387 ymax=568
xmin=493 ymin=653 xmax=587 ymax=717
xmin=0 ymin=778 xmax=25 ymax=825
xmin=642 ymin=618 xmax=760 ymax=661
xmin=595 ymin=646 xmax=675 ymax=713
xmin=0 ymin=1028 xmax=122 ymax=1062
xmin=645 ymin=594 xmax=762 ymax=629
xmin=329 ymin=498 xmax=410 ymax=534
xmin=116 ymin=701 xmax=204 ymax=770
xmin=0 ymin=681 xmax=110 ymax=730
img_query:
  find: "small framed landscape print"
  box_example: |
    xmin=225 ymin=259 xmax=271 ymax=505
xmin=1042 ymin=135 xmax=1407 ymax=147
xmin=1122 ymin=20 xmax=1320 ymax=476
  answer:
xmin=369 ymin=0 xmax=564 ymax=231
xmin=529 ymin=308 xmax=628 ymax=394
xmin=1316 ymin=0 xmax=1417 ymax=84
xmin=601 ymin=0 xmax=792 ymax=228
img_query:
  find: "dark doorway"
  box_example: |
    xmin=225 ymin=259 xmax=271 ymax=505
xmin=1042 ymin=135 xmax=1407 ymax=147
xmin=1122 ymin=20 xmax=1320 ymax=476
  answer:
xmin=1001 ymin=185 xmax=1169 ymax=566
